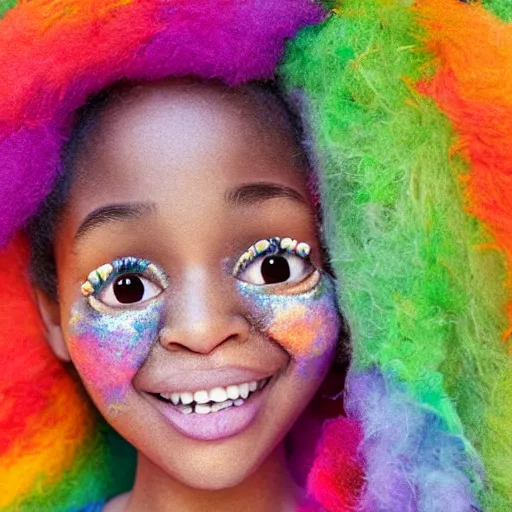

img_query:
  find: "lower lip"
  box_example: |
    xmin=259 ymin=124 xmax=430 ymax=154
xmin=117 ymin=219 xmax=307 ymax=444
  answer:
xmin=145 ymin=384 xmax=270 ymax=441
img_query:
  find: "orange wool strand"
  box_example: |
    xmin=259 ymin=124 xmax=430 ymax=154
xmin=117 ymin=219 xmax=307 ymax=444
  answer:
xmin=416 ymin=0 xmax=512 ymax=342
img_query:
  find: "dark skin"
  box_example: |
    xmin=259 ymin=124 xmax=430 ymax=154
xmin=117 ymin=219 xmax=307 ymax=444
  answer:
xmin=37 ymin=80 xmax=338 ymax=511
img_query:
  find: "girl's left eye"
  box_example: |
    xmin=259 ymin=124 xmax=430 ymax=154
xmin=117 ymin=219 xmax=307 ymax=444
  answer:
xmin=237 ymin=253 xmax=313 ymax=286
xmin=99 ymin=274 xmax=164 ymax=307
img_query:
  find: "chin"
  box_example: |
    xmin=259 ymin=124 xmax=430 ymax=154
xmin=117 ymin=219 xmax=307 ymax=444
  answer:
xmin=182 ymin=468 xmax=254 ymax=491
xmin=155 ymin=442 xmax=268 ymax=491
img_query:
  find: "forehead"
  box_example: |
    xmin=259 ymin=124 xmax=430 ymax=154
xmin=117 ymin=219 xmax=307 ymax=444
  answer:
xmin=57 ymin=80 xmax=315 ymax=266
xmin=70 ymin=81 xmax=308 ymax=206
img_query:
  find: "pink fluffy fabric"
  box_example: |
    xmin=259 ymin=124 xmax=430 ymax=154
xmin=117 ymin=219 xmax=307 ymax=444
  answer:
xmin=0 ymin=0 xmax=324 ymax=246
xmin=307 ymin=418 xmax=364 ymax=511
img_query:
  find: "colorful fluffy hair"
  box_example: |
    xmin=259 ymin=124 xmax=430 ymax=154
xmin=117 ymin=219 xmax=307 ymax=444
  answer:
xmin=0 ymin=0 xmax=511 ymax=510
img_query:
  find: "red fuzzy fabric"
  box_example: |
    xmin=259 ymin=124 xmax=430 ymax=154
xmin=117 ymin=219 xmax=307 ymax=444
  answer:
xmin=307 ymin=418 xmax=364 ymax=511
xmin=0 ymin=235 xmax=69 ymax=454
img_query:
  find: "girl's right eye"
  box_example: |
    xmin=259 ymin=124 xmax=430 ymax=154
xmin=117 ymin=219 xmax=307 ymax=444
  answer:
xmin=100 ymin=273 xmax=164 ymax=307
xmin=81 ymin=257 xmax=168 ymax=309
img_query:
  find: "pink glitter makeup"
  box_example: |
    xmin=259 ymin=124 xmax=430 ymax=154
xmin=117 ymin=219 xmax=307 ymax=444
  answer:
xmin=69 ymin=257 xmax=167 ymax=413
xmin=68 ymin=300 xmax=163 ymax=413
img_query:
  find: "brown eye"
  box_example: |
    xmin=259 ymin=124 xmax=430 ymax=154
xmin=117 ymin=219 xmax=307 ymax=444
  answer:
xmin=260 ymin=256 xmax=291 ymax=284
xmin=114 ymin=274 xmax=145 ymax=304
xmin=238 ymin=253 xmax=313 ymax=286
xmin=100 ymin=274 xmax=163 ymax=307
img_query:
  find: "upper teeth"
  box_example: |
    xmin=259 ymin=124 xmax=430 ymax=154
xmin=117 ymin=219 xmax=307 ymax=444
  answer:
xmin=159 ymin=377 xmax=267 ymax=406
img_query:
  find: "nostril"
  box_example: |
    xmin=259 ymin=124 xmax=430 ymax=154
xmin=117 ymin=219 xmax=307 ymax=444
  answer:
xmin=157 ymin=327 xmax=175 ymax=348
xmin=224 ymin=333 xmax=242 ymax=343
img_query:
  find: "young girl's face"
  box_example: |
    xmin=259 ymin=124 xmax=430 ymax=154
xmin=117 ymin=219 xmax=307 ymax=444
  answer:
xmin=50 ymin=81 xmax=341 ymax=489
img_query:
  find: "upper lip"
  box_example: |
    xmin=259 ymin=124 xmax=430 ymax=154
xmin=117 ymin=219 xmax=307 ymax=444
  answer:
xmin=142 ymin=366 xmax=275 ymax=395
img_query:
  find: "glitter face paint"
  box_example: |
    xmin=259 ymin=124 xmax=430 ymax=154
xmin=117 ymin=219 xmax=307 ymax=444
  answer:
xmin=69 ymin=240 xmax=340 ymax=413
xmin=68 ymin=301 xmax=164 ymax=414
xmin=234 ymin=239 xmax=341 ymax=378
xmin=68 ymin=257 xmax=167 ymax=413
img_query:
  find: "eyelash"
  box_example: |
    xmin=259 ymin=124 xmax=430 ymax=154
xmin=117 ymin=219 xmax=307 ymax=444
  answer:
xmin=81 ymin=257 xmax=167 ymax=297
xmin=231 ymin=237 xmax=311 ymax=277
xmin=80 ymin=237 xmax=312 ymax=298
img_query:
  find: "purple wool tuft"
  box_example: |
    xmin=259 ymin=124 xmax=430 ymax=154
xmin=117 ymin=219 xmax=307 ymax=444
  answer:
xmin=0 ymin=0 xmax=325 ymax=246
xmin=345 ymin=368 xmax=483 ymax=511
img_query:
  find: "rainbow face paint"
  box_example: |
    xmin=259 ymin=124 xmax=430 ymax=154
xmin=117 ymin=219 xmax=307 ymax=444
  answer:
xmin=234 ymin=238 xmax=340 ymax=377
xmin=69 ymin=257 xmax=168 ymax=413
xmin=69 ymin=241 xmax=339 ymax=414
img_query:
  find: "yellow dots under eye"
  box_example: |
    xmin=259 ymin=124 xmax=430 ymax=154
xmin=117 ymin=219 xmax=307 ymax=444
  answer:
xmin=81 ymin=263 xmax=114 ymax=297
xmin=81 ymin=281 xmax=95 ymax=297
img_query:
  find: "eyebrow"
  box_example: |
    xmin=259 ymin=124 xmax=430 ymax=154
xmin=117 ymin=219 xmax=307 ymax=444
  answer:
xmin=225 ymin=182 xmax=308 ymax=207
xmin=73 ymin=183 xmax=306 ymax=244
xmin=74 ymin=202 xmax=156 ymax=244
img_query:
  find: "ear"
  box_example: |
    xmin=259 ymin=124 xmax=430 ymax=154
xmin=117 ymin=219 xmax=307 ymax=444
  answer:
xmin=34 ymin=288 xmax=71 ymax=362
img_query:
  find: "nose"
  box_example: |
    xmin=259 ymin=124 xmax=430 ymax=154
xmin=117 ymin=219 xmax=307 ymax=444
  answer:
xmin=158 ymin=266 xmax=250 ymax=354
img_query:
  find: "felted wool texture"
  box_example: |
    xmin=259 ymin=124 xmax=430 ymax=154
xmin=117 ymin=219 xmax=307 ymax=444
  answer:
xmin=482 ymin=0 xmax=512 ymax=21
xmin=415 ymin=0 xmax=512 ymax=505
xmin=0 ymin=236 xmax=135 ymax=511
xmin=280 ymin=0 xmax=511 ymax=509
xmin=306 ymin=417 xmax=364 ymax=511
xmin=345 ymin=368 xmax=482 ymax=512
xmin=1 ymin=0 xmax=511 ymax=510
xmin=0 ymin=0 xmax=324 ymax=247
xmin=0 ymin=3 xmax=325 ymax=509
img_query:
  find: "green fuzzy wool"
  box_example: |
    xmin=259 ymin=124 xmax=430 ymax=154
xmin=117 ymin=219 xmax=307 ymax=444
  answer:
xmin=280 ymin=0 xmax=512 ymax=508
xmin=483 ymin=0 xmax=512 ymax=21
xmin=0 ymin=0 xmax=15 ymax=18
xmin=15 ymin=418 xmax=135 ymax=512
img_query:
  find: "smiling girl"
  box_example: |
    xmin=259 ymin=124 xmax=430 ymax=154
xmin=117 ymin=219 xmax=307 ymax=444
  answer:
xmin=33 ymin=79 xmax=346 ymax=511
xmin=1 ymin=1 xmax=511 ymax=511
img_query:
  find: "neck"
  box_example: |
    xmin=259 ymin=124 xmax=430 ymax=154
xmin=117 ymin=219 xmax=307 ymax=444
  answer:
xmin=124 ymin=443 xmax=303 ymax=512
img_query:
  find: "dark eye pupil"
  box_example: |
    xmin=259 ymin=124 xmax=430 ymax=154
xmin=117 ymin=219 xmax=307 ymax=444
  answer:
xmin=261 ymin=256 xmax=290 ymax=284
xmin=113 ymin=274 xmax=145 ymax=304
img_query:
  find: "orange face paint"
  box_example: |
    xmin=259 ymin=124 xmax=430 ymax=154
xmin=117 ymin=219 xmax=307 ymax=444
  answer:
xmin=237 ymin=269 xmax=341 ymax=378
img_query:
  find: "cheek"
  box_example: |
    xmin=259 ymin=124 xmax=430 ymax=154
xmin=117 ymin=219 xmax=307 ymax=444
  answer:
xmin=67 ymin=301 xmax=163 ymax=412
xmin=267 ymin=299 xmax=339 ymax=376
xmin=238 ymin=275 xmax=340 ymax=377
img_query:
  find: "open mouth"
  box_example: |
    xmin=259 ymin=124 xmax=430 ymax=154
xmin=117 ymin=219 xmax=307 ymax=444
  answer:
xmin=151 ymin=377 xmax=271 ymax=415
xmin=145 ymin=373 xmax=275 ymax=441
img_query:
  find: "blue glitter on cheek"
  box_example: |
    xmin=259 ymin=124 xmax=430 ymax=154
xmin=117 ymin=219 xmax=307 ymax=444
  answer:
xmin=68 ymin=299 xmax=165 ymax=410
